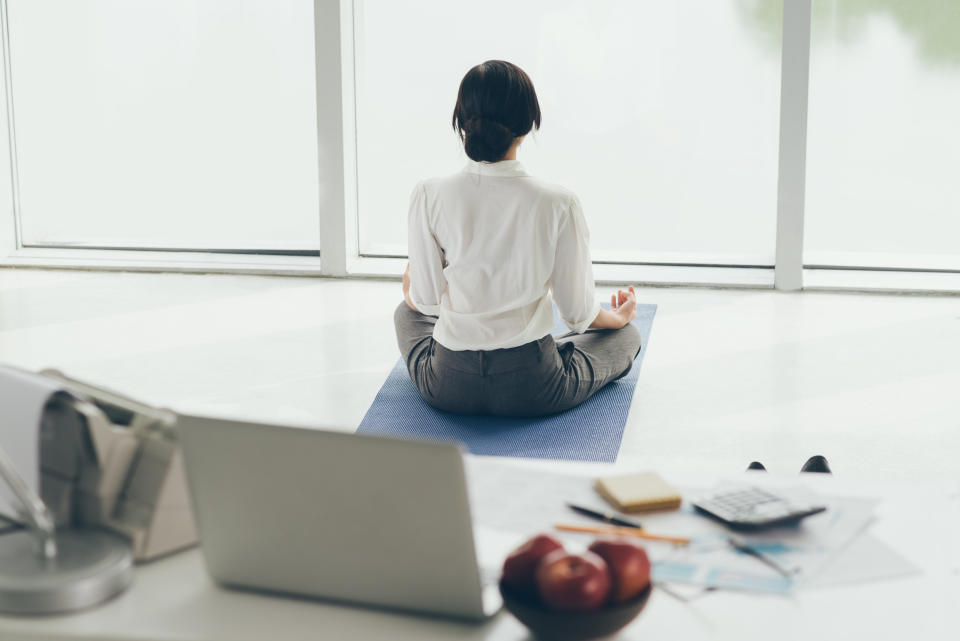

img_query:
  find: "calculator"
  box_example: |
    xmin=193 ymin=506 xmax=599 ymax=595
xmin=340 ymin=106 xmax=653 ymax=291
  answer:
xmin=692 ymin=486 xmax=827 ymax=530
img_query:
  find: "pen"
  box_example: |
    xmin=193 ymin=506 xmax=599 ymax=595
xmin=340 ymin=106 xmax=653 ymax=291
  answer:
xmin=566 ymin=503 xmax=643 ymax=529
xmin=555 ymin=523 xmax=691 ymax=546
xmin=727 ymin=535 xmax=799 ymax=577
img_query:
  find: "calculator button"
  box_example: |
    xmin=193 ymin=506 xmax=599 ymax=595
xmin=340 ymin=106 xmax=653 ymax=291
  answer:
xmin=692 ymin=487 xmax=827 ymax=530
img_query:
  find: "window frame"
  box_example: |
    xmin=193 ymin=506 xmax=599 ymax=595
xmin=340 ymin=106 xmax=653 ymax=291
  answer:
xmin=0 ymin=0 xmax=957 ymax=293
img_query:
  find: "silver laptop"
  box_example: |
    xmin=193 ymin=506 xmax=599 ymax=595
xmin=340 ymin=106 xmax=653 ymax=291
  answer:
xmin=177 ymin=414 xmax=501 ymax=620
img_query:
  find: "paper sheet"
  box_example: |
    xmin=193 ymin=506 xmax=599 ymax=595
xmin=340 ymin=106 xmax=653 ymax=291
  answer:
xmin=803 ymin=532 xmax=919 ymax=588
xmin=464 ymin=457 xmax=913 ymax=595
xmin=652 ymin=488 xmax=878 ymax=594
xmin=0 ymin=365 xmax=68 ymax=518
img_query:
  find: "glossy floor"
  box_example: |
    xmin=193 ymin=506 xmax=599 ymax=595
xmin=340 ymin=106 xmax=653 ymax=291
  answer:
xmin=1 ymin=268 xmax=957 ymax=482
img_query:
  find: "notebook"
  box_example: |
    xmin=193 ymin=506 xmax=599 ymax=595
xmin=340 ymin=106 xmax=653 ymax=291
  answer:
xmin=595 ymin=471 xmax=682 ymax=513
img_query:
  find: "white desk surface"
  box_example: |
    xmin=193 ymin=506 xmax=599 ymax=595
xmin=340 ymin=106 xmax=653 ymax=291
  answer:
xmin=1 ymin=459 xmax=957 ymax=641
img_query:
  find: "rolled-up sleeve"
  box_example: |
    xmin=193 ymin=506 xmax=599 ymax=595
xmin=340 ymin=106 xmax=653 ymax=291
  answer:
xmin=549 ymin=195 xmax=601 ymax=333
xmin=407 ymin=182 xmax=446 ymax=317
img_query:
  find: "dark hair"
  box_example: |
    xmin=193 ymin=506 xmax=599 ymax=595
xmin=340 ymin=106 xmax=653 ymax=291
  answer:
xmin=452 ymin=60 xmax=541 ymax=163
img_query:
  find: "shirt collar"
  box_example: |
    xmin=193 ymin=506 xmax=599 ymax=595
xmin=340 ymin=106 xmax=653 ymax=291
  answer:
xmin=463 ymin=159 xmax=529 ymax=177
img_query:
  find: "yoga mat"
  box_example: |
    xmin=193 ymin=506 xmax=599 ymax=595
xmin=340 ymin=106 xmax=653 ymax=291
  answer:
xmin=357 ymin=303 xmax=656 ymax=462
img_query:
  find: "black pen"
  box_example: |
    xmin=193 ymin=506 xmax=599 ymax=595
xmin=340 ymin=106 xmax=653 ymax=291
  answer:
xmin=566 ymin=503 xmax=643 ymax=529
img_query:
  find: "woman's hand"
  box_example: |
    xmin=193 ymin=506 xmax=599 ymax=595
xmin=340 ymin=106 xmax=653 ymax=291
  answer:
xmin=610 ymin=286 xmax=638 ymax=327
xmin=589 ymin=286 xmax=637 ymax=330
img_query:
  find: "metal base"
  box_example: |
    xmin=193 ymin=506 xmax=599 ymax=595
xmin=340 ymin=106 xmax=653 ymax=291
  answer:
xmin=0 ymin=528 xmax=133 ymax=615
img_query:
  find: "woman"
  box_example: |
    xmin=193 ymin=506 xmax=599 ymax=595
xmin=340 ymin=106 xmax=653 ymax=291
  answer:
xmin=396 ymin=60 xmax=641 ymax=417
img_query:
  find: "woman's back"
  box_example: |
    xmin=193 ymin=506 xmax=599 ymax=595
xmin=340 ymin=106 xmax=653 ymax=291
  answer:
xmin=409 ymin=159 xmax=599 ymax=351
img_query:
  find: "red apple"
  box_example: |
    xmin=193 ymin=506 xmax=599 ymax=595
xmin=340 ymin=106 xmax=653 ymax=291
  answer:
xmin=587 ymin=538 xmax=651 ymax=603
xmin=501 ymin=534 xmax=565 ymax=597
xmin=535 ymin=550 xmax=611 ymax=611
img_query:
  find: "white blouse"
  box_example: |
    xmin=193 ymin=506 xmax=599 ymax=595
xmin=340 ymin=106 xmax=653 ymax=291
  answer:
xmin=407 ymin=159 xmax=601 ymax=351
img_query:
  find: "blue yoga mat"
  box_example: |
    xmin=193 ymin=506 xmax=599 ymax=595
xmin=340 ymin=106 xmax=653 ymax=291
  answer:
xmin=357 ymin=304 xmax=656 ymax=462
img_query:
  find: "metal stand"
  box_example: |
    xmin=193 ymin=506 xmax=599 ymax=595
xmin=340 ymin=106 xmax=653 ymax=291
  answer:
xmin=0 ymin=443 xmax=133 ymax=615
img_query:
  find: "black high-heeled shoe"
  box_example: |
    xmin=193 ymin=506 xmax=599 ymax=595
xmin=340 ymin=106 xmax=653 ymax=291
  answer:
xmin=800 ymin=455 xmax=832 ymax=474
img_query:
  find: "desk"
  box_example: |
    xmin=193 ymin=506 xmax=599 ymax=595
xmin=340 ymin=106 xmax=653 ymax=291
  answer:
xmin=1 ymin=459 xmax=957 ymax=641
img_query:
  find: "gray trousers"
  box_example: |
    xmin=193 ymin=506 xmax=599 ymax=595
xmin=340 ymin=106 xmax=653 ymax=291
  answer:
xmin=394 ymin=302 xmax=642 ymax=417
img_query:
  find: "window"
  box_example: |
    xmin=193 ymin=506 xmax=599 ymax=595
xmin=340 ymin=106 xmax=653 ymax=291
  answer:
xmin=353 ymin=0 xmax=783 ymax=267
xmin=804 ymin=0 xmax=960 ymax=271
xmin=8 ymin=0 xmax=320 ymax=252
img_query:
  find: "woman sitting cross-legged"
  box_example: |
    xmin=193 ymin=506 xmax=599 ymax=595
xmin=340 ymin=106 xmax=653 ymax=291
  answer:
xmin=395 ymin=60 xmax=641 ymax=418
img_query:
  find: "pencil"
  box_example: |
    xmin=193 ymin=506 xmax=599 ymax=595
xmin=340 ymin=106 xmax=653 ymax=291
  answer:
xmin=555 ymin=523 xmax=691 ymax=546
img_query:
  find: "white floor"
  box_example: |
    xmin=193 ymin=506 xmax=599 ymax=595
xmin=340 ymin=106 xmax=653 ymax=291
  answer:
xmin=1 ymin=268 xmax=957 ymax=483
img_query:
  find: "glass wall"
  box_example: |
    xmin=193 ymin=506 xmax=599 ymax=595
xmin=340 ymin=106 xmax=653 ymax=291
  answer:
xmin=9 ymin=0 xmax=320 ymax=252
xmin=804 ymin=0 xmax=960 ymax=271
xmin=354 ymin=0 xmax=783 ymax=266
xmin=3 ymin=0 xmax=955 ymax=288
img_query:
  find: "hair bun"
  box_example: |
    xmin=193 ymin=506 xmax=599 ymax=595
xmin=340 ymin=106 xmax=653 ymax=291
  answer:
xmin=463 ymin=116 xmax=515 ymax=163
xmin=453 ymin=60 xmax=541 ymax=162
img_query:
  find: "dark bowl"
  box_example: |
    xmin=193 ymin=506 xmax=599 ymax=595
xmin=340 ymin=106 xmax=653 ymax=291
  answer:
xmin=499 ymin=582 xmax=653 ymax=641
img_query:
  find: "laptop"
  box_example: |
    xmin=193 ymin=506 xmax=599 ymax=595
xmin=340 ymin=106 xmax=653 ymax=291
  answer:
xmin=177 ymin=413 xmax=502 ymax=620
